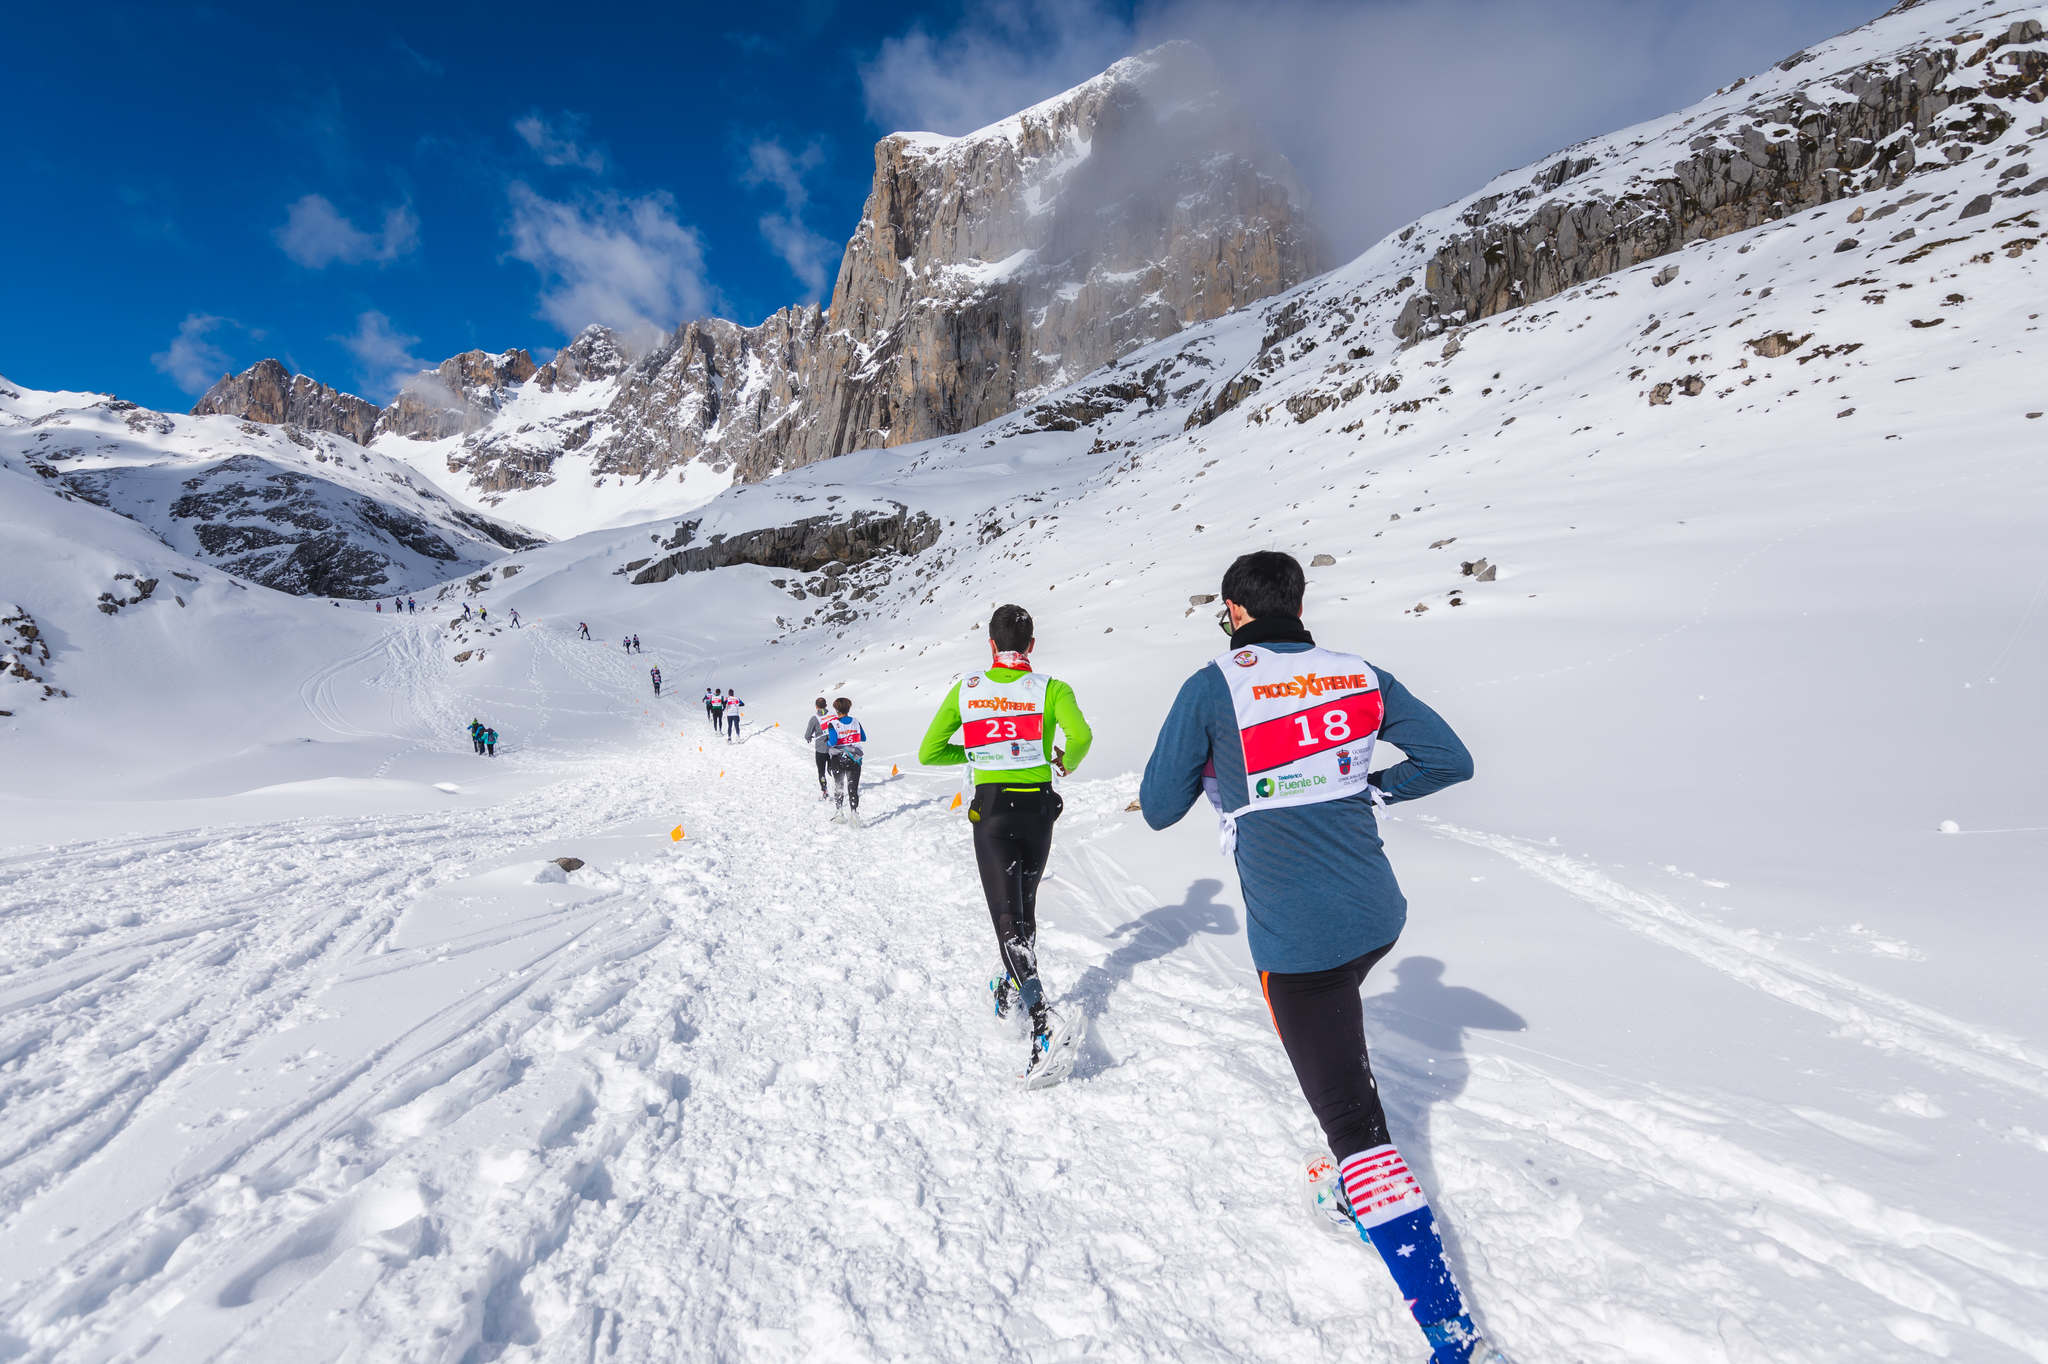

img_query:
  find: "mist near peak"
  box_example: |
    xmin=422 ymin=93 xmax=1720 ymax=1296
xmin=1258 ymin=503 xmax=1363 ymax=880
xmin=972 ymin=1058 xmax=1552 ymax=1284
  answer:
xmin=861 ymin=0 xmax=1883 ymax=263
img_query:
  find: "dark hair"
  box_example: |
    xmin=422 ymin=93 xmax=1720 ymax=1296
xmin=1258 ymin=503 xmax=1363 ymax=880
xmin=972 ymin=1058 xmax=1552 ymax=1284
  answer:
xmin=833 ymin=696 xmax=852 ymax=715
xmin=815 ymin=697 xmax=827 ymax=709
xmin=1222 ymin=551 xmax=1305 ymax=620
xmin=989 ymin=603 xmax=1034 ymax=652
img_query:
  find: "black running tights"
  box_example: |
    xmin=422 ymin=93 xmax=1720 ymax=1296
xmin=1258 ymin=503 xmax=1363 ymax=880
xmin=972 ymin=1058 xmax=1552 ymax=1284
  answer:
xmin=969 ymin=784 xmax=1062 ymax=1026
xmin=829 ymin=751 xmax=862 ymax=809
xmin=1260 ymin=943 xmax=1397 ymax=1162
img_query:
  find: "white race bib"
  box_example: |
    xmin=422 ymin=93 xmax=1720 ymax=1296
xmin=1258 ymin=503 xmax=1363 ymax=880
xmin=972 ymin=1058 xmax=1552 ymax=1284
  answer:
xmin=960 ymin=671 xmax=1053 ymax=772
xmin=1212 ymin=645 xmax=1382 ymax=819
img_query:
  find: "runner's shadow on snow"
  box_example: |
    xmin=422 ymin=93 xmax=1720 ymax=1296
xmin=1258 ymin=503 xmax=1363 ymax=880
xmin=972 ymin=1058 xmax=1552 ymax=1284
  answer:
xmin=1364 ymin=957 xmax=1526 ymax=1297
xmin=863 ymin=794 xmax=952 ymax=826
xmin=1066 ymin=879 xmax=1237 ymax=1080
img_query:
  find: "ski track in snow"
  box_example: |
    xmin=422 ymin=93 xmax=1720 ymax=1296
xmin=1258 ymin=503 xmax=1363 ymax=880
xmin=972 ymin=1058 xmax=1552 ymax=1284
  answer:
xmin=0 ymin=626 xmax=2041 ymax=1362
xmin=1424 ymin=821 xmax=2048 ymax=1103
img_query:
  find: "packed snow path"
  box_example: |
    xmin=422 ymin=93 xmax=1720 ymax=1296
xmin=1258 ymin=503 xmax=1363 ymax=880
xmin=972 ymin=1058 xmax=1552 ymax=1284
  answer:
xmin=3 ymin=624 xmax=2045 ymax=1362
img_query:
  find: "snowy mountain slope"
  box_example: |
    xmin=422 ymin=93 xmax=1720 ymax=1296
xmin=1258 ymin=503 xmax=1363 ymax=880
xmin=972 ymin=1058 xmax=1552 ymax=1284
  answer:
xmin=1 ymin=379 xmax=540 ymax=598
xmin=3 ymin=1 xmax=2047 ymax=1360
xmin=0 ymin=428 xmax=411 ymax=787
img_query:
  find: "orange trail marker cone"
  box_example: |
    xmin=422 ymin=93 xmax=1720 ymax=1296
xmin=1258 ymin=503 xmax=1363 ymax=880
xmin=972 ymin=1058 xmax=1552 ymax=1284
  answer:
xmin=950 ymin=792 xmax=963 ymax=810
xmin=891 ymin=764 xmax=900 ymax=776
xmin=719 ymin=770 xmax=725 ymax=778
xmin=670 ymin=826 xmax=685 ymax=842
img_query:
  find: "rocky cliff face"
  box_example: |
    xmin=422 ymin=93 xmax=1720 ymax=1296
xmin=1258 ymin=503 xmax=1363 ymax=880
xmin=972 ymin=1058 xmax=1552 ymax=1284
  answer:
xmin=193 ymin=42 xmax=1317 ymax=525
xmin=1392 ymin=15 xmax=2046 ymax=341
xmin=192 ymin=359 xmax=381 ymax=446
xmin=787 ymin=41 xmax=1318 ymax=467
xmin=374 ymin=349 xmax=539 ymax=440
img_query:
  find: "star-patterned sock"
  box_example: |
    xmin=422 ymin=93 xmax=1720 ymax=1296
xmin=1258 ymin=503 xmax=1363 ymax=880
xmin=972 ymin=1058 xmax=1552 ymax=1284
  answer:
xmin=1338 ymin=1145 xmax=1472 ymax=1358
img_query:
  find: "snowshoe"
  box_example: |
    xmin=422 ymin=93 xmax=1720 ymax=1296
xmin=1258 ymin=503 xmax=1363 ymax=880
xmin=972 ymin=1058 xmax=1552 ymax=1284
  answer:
xmin=1019 ymin=1008 xmax=1084 ymax=1090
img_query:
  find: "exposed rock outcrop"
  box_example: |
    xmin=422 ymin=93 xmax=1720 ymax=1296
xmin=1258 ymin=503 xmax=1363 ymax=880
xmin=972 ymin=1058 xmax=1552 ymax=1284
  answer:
xmin=1393 ymin=17 xmax=2048 ymax=341
xmin=376 ymin=349 xmax=539 ymax=440
xmin=533 ymin=325 xmax=630 ymax=392
xmin=787 ymin=42 xmax=1317 ymax=467
xmin=1 ymin=605 xmax=67 ymax=712
xmin=630 ymin=503 xmax=942 ymax=584
xmin=193 ymin=359 xmax=380 ymax=445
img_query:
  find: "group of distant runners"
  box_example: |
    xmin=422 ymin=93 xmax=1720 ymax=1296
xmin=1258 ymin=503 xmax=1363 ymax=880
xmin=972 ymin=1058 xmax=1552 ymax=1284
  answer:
xmin=464 ymin=718 xmax=499 ymax=757
xmin=704 ymin=688 xmax=746 ymax=741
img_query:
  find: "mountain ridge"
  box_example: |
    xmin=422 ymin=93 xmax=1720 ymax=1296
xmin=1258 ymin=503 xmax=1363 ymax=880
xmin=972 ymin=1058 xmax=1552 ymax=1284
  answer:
xmin=193 ymin=41 xmax=1320 ymax=537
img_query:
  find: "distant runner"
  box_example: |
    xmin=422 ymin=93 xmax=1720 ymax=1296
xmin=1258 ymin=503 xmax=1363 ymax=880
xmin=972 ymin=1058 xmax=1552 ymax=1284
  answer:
xmin=917 ymin=603 xmax=1093 ymax=1084
xmin=468 ymin=718 xmax=486 ymax=755
xmin=822 ymin=697 xmax=867 ymax=825
xmin=579 ymin=622 xmax=591 ymax=640
xmin=804 ymin=698 xmax=831 ymax=799
xmin=1137 ymin=550 xmax=1501 ymax=1364
xmin=483 ymin=726 xmax=498 ymax=758
xmin=651 ymin=667 xmax=663 ymax=697
xmin=723 ymin=691 xmax=744 ymax=741
xmin=708 ymin=689 xmax=726 ymax=732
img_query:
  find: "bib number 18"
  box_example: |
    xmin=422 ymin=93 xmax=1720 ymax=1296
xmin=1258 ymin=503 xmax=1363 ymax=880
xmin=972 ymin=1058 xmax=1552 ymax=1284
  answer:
xmin=1239 ymin=689 xmax=1383 ymax=774
xmin=1294 ymin=710 xmax=1352 ymax=746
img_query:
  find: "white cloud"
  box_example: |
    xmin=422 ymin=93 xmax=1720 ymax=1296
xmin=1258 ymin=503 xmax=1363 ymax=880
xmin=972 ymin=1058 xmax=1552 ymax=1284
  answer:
xmin=859 ymin=0 xmax=1133 ymax=136
xmin=1136 ymin=0 xmax=1888 ymax=259
xmin=743 ymin=139 xmax=837 ymax=302
xmin=275 ymin=194 xmax=420 ymax=268
xmin=504 ymin=183 xmax=714 ymax=350
xmin=151 ymin=314 xmax=235 ymax=396
xmin=334 ymin=310 xmax=429 ymax=401
xmin=514 ymin=112 xmax=608 ymax=174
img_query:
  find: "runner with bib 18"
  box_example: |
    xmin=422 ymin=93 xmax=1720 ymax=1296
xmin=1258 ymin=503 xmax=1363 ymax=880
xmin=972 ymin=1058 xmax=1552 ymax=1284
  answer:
xmin=1137 ymin=550 xmax=1507 ymax=1364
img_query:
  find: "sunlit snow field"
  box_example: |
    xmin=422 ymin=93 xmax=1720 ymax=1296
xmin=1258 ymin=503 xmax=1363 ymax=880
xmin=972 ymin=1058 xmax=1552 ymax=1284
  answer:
xmin=4 ymin=3 xmax=2047 ymax=1358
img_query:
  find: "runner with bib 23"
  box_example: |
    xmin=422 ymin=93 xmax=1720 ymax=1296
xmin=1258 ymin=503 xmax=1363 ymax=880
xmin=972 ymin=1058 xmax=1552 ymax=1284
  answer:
xmin=1138 ymin=551 xmax=1508 ymax=1364
xmin=918 ymin=603 xmax=1093 ymax=1086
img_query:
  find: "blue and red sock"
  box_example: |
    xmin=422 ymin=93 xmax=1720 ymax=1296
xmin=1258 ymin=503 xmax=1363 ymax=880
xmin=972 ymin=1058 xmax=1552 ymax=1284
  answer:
xmin=1339 ymin=1144 xmax=1479 ymax=1363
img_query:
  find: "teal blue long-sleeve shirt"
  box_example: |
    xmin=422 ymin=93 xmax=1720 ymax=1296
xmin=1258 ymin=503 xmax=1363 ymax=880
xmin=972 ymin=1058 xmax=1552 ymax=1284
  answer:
xmin=1139 ymin=641 xmax=1473 ymax=973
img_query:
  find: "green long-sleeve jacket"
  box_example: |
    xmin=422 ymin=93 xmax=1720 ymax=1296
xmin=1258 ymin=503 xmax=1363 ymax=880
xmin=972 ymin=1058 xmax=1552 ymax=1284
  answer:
xmin=917 ymin=667 xmax=1093 ymax=785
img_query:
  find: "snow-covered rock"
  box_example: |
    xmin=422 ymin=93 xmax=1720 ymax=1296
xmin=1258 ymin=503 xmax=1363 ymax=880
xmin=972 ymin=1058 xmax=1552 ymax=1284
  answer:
xmin=2 ymin=382 xmax=540 ymax=598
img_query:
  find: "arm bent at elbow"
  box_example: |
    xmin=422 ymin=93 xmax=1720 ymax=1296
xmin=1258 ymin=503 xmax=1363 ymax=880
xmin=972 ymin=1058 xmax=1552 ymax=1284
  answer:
xmin=1139 ymin=671 xmax=1215 ymax=830
xmin=1050 ymin=680 xmax=1094 ymax=774
xmin=1368 ymin=669 xmax=1475 ymax=804
xmin=917 ymin=682 xmax=969 ymax=767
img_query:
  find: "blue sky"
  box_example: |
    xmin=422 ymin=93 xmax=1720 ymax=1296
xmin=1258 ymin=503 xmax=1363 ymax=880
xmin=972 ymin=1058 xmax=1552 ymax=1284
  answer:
xmin=2 ymin=0 xmax=1878 ymax=412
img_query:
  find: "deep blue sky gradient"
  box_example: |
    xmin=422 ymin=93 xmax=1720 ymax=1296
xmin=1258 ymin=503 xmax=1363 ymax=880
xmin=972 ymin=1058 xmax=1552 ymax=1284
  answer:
xmin=2 ymin=0 xmax=1877 ymax=412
